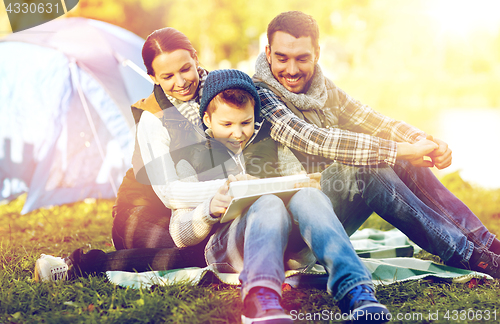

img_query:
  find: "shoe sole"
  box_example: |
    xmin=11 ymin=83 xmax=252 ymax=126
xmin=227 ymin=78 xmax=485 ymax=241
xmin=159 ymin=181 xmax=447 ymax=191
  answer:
xmin=350 ymin=303 xmax=391 ymax=323
xmin=241 ymin=314 xmax=294 ymax=324
xmin=33 ymin=256 xmax=68 ymax=282
xmin=34 ymin=258 xmax=48 ymax=282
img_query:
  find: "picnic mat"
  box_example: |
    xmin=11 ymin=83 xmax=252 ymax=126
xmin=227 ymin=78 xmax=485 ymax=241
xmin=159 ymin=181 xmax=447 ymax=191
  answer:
xmin=106 ymin=228 xmax=492 ymax=289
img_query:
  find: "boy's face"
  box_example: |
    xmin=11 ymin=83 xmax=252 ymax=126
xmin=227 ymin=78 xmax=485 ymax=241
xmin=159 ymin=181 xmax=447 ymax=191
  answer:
xmin=203 ymin=101 xmax=255 ymax=154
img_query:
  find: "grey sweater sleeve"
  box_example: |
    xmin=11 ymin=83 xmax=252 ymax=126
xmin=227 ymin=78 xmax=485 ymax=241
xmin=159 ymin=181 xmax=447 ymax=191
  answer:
xmin=169 ymin=159 xmax=221 ymax=248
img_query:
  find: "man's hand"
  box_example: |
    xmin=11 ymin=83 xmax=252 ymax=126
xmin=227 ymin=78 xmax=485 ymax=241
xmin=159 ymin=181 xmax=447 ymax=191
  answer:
xmin=427 ymin=136 xmax=452 ymax=170
xmin=397 ymin=138 xmax=438 ymax=167
xmin=294 ymin=172 xmax=321 ymax=189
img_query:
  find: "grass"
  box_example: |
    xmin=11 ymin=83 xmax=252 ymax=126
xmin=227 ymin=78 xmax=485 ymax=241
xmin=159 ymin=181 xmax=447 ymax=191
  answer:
xmin=1 ymin=172 xmax=500 ymax=323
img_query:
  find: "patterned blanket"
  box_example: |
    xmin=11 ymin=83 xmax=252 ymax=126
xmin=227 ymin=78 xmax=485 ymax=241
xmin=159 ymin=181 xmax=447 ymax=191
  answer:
xmin=106 ymin=228 xmax=491 ymax=289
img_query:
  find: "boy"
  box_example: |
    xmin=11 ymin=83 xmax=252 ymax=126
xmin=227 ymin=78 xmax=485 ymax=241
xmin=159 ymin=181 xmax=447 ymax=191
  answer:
xmin=171 ymin=69 xmax=391 ymax=324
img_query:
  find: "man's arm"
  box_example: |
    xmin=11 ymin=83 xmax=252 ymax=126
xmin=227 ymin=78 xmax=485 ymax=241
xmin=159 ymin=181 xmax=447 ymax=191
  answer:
xmin=335 ymin=87 xmax=427 ymax=144
xmin=337 ymin=88 xmax=452 ymax=170
xmin=335 ymin=89 xmax=452 ymax=169
xmin=259 ymin=88 xmax=398 ymax=166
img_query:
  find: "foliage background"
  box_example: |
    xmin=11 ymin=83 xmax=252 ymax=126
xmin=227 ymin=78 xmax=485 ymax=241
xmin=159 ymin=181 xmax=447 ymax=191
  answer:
xmin=2 ymin=0 xmax=500 ymax=113
xmin=2 ymin=0 xmax=500 ymax=187
xmin=65 ymin=0 xmax=500 ymax=119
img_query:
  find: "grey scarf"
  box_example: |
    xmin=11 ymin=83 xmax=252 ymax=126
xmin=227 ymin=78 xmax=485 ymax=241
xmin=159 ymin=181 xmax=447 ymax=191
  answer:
xmin=254 ymin=52 xmax=328 ymax=111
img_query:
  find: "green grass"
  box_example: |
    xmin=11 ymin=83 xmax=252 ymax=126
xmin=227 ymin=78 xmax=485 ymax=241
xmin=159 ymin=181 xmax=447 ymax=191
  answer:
xmin=1 ymin=173 xmax=500 ymax=323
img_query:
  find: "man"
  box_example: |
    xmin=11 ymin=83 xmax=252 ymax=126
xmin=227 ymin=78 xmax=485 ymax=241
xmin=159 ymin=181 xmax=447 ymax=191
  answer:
xmin=253 ymin=11 xmax=500 ymax=279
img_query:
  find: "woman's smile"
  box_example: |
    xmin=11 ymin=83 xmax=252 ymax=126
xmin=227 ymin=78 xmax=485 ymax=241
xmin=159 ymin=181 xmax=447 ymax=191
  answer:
xmin=150 ymin=49 xmax=200 ymax=101
xmin=175 ymin=83 xmax=193 ymax=96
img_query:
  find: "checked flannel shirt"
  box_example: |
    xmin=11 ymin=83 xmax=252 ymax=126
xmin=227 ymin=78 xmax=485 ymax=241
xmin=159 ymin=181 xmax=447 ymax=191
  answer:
xmin=258 ymin=86 xmax=427 ymax=167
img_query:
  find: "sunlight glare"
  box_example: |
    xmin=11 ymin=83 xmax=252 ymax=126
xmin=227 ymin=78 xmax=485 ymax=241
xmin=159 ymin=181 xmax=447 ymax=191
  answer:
xmin=427 ymin=0 xmax=500 ymax=36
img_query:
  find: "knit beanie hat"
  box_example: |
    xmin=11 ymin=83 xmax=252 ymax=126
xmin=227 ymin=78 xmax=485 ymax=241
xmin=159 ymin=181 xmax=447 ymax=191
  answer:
xmin=199 ymin=69 xmax=261 ymax=119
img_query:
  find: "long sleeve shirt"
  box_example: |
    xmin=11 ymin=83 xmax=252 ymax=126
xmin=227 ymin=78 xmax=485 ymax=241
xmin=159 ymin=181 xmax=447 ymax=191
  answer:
xmin=136 ymin=111 xmax=225 ymax=210
xmin=258 ymin=86 xmax=427 ymax=166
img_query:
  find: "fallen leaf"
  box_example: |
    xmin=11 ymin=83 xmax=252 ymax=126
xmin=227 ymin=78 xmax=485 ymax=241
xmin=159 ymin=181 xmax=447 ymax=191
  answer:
xmin=468 ymin=278 xmax=478 ymax=289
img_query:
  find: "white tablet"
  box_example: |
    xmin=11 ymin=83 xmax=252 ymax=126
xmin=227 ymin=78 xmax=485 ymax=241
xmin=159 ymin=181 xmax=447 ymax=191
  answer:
xmin=220 ymin=174 xmax=310 ymax=223
xmin=227 ymin=174 xmax=309 ymax=198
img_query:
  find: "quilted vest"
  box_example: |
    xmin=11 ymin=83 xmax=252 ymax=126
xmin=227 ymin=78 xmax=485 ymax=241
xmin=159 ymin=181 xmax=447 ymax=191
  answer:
xmin=115 ymin=85 xmax=206 ymax=211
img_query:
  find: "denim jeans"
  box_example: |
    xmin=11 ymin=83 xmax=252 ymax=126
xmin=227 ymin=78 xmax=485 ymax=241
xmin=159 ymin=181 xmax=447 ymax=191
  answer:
xmin=204 ymin=188 xmax=373 ymax=302
xmin=320 ymin=160 xmax=495 ymax=265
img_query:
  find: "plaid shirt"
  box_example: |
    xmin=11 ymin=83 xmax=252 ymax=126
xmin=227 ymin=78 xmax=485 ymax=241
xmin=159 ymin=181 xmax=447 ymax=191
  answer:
xmin=258 ymin=86 xmax=427 ymax=166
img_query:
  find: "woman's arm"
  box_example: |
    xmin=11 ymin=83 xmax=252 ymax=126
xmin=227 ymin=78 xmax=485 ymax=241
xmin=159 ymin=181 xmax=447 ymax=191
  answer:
xmin=135 ymin=111 xmax=225 ymax=210
xmin=169 ymin=198 xmax=220 ymax=248
xmin=169 ymin=160 xmax=231 ymax=248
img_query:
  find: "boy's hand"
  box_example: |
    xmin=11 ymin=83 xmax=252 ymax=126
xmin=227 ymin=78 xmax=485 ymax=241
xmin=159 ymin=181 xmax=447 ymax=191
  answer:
xmin=226 ymin=174 xmax=258 ymax=183
xmin=294 ymin=172 xmax=321 ymax=190
xmin=307 ymin=172 xmax=321 ymax=182
xmin=210 ymin=182 xmax=232 ymax=218
xmin=210 ymin=174 xmax=258 ymax=218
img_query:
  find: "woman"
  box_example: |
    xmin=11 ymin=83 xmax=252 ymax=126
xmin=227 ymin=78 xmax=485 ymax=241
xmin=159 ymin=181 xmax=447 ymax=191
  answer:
xmin=35 ymin=27 xmax=222 ymax=281
xmin=112 ymin=27 xmax=225 ymax=252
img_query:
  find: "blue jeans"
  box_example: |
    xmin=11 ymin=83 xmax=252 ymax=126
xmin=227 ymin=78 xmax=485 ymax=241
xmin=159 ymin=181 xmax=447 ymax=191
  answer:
xmin=204 ymin=188 xmax=373 ymax=302
xmin=320 ymin=161 xmax=495 ymax=264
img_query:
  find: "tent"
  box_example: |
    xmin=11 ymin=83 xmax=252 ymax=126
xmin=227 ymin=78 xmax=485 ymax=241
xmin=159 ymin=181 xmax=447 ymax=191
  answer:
xmin=0 ymin=18 xmax=153 ymax=214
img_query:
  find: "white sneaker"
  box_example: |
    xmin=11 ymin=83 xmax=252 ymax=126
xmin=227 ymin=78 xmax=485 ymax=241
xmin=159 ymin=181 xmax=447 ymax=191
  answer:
xmin=34 ymin=254 xmax=71 ymax=282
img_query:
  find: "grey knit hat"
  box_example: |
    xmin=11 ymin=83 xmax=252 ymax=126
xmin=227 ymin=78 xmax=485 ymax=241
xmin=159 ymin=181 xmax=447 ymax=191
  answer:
xmin=199 ymin=69 xmax=261 ymax=119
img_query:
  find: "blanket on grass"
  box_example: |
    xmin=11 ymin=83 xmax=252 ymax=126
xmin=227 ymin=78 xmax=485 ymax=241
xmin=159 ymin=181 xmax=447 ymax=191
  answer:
xmin=106 ymin=228 xmax=491 ymax=289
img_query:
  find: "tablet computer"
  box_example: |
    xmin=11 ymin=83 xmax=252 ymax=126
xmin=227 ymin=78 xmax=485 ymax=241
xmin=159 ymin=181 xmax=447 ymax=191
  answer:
xmin=220 ymin=174 xmax=309 ymax=223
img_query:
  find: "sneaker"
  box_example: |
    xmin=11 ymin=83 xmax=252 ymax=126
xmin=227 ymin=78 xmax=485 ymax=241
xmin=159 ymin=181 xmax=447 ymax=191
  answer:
xmin=339 ymin=284 xmax=391 ymax=323
xmin=34 ymin=254 xmax=72 ymax=282
xmin=468 ymin=248 xmax=500 ymax=278
xmin=241 ymin=287 xmax=293 ymax=324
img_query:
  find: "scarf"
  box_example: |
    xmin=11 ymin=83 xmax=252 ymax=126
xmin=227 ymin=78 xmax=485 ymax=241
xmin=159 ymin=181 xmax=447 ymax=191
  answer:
xmin=164 ymin=67 xmax=208 ymax=126
xmin=254 ymin=52 xmax=328 ymax=111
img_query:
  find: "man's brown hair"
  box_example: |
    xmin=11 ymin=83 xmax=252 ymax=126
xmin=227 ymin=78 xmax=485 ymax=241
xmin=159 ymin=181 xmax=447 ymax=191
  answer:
xmin=267 ymin=11 xmax=320 ymax=50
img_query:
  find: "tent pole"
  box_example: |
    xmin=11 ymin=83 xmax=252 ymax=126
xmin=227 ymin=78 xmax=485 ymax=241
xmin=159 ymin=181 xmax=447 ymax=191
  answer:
xmin=113 ymin=52 xmax=154 ymax=84
xmin=60 ymin=0 xmax=68 ymax=13
xmin=69 ymin=58 xmax=118 ymax=197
